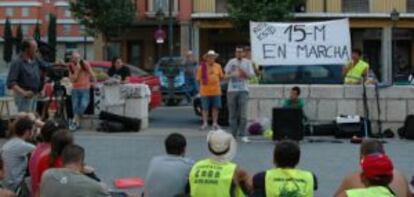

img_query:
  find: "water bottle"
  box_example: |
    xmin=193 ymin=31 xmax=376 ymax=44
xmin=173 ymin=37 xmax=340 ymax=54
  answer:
xmin=366 ymin=69 xmax=377 ymax=85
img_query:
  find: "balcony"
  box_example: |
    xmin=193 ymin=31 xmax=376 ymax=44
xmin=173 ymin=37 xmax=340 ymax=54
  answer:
xmin=193 ymin=0 xmax=228 ymax=13
xmin=146 ymin=0 xmax=179 ymax=17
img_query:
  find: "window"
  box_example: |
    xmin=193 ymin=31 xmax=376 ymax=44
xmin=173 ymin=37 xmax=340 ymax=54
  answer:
xmin=64 ymin=8 xmax=71 ymax=17
xmin=342 ymin=0 xmax=369 ymax=13
xmin=63 ymin=25 xmax=71 ymax=35
xmin=152 ymin=0 xmax=178 ymax=12
xmin=408 ymin=0 xmax=414 ymax=12
xmin=106 ymin=42 xmax=121 ymax=60
xmin=6 ymin=8 xmax=14 ymax=17
xmin=216 ymin=0 xmax=227 ymax=13
xmin=22 ymin=7 xmax=30 ymax=17
xmin=45 ymin=13 xmax=49 ymax=21
xmin=22 ymin=25 xmax=29 ymax=35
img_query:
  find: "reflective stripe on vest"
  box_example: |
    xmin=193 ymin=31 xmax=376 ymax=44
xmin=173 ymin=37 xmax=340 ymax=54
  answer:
xmin=346 ymin=186 xmax=395 ymax=197
xmin=265 ymin=168 xmax=314 ymax=197
xmin=189 ymin=159 xmax=238 ymax=197
xmin=345 ymin=60 xmax=369 ymax=84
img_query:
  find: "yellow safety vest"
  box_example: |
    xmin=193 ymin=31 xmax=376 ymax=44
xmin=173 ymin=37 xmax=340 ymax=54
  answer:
xmin=189 ymin=159 xmax=244 ymax=197
xmin=346 ymin=186 xmax=395 ymax=197
xmin=345 ymin=60 xmax=369 ymax=84
xmin=265 ymin=168 xmax=314 ymax=197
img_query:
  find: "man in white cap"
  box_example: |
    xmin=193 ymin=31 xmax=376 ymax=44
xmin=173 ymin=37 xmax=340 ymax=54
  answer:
xmin=196 ymin=50 xmax=224 ymax=130
xmin=188 ymin=129 xmax=251 ymax=197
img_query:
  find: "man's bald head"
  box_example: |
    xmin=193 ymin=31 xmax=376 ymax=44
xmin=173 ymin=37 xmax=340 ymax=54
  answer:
xmin=21 ymin=38 xmax=38 ymax=58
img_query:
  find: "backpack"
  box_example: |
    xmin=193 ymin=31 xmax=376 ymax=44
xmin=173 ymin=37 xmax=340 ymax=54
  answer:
xmin=398 ymin=115 xmax=414 ymax=140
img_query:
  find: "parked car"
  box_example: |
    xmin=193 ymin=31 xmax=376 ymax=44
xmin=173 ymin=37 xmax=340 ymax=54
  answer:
xmin=89 ymin=61 xmax=162 ymax=110
xmin=154 ymin=57 xmax=196 ymax=105
xmin=192 ymin=65 xmax=343 ymax=125
xmin=261 ymin=64 xmax=343 ymax=84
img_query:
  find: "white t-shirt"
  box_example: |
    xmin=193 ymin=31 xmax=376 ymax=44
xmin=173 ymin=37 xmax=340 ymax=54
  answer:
xmin=225 ymin=58 xmax=255 ymax=92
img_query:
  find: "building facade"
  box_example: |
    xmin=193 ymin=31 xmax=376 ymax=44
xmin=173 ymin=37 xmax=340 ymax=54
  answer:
xmin=191 ymin=0 xmax=414 ymax=84
xmin=94 ymin=0 xmax=192 ymax=70
xmin=0 ymin=0 xmax=94 ymax=67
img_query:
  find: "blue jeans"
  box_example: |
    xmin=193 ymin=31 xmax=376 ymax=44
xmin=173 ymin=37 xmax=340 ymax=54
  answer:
xmin=201 ymin=96 xmax=222 ymax=110
xmin=71 ymin=89 xmax=90 ymax=116
xmin=15 ymin=95 xmax=37 ymax=112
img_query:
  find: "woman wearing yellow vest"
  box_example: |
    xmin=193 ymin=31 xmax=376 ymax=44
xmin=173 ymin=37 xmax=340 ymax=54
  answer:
xmin=188 ymin=130 xmax=252 ymax=197
xmin=343 ymin=49 xmax=370 ymax=85
xmin=251 ymin=140 xmax=317 ymax=197
xmin=336 ymin=154 xmax=396 ymax=197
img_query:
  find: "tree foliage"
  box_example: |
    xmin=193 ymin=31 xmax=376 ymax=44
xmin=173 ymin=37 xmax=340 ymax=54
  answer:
xmin=48 ymin=14 xmax=57 ymax=62
xmin=15 ymin=24 xmax=23 ymax=54
xmin=3 ymin=18 xmax=13 ymax=63
xmin=33 ymin=22 xmax=41 ymax=41
xmin=69 ymin=0 xmax=136 ymax=40
xmin=227 ymin=0 xmax=299 ymax=32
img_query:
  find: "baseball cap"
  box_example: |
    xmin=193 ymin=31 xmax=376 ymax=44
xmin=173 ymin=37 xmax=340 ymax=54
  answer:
xmin=361 ymin=154 xmax=394 ymax=180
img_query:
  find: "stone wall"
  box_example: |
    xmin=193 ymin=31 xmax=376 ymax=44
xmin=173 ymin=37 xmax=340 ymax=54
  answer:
xmin=248 ymin=85 xmax=414 ymax=132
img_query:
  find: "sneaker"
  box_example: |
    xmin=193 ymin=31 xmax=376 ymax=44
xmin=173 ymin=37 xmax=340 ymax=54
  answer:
xmin=212 ymin=124 xmax=221 ymax=130
xmin=69 ymin=121 xmax=77 ymax=131
xmin=241 ymin=136 xmax=250 ymax=143
xmin=200 ymin=124 xmax=208 ymax=131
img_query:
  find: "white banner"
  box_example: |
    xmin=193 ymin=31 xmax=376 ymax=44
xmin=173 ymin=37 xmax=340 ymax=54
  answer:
xmin=250 ymin=19 xmax=351 ymax=66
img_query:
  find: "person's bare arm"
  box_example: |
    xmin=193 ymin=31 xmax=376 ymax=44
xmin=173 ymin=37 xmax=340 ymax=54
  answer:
xmin=334 ymin=175 xmax=353 ymax=197
xmin=343 ymin=65 xmax=351 ymax=76
xmin=69 ymin=65 xmax=81 ymax=82
xmin=234 ymin=167 xmax=253 ymax=195
xmin=11 ymin=84 xmax=33 ymax=98
xmin=0 ymin=189 xmax=16 ymax=197
xmin=336 ymin=191 xmax=348 ymax=197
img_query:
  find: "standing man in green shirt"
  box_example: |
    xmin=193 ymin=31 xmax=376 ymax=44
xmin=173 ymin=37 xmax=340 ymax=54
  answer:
xmin=282 ymin=86 xmax=305 ymax=109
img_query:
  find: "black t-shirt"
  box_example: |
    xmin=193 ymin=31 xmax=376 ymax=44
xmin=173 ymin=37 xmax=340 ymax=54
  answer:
xmin=107 ymin=66 xmax=131 ymax=81
xmin=251 ymin=171 xmax=318 ymax=197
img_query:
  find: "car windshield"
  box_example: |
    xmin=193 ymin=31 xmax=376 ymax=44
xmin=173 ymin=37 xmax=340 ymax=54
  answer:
xmin=261 ymin=65 xmax=343 ymax=84
xmin=157 ymin=57 xmax=185 ymax=67
xmin=127 ymin=65 xmax=149 ymax=76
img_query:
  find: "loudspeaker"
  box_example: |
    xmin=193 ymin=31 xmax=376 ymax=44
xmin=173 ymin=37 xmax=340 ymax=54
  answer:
xmin=99 ymin=111 xmax=141 ymax=132
xmin=335 ymin=118 xmax=372 ymax=138
xmin=272 ymin=108 xmax=304 ymax=141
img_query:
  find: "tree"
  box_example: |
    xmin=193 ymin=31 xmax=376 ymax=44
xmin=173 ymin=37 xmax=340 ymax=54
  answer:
xmin=33 ymin=21 xmax=41 ymax=41
xmin=3 ymin=18 xmax=13 ymax=64
xmin=227 ymin=0 xmax=299 ymax=32
xmin=48 ymin=14 xmax=57 ymax=62
xmin=15 ymin=24 xmax=23 ymax=54
xmin=70 ymin=0 xmax=136 ymax=58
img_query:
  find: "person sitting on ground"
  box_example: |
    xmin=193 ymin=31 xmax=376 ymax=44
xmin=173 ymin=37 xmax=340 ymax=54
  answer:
xmin=335 ymin=139 xmax=410 ymax=197
xmin=282 ymin=86 xmax=305 ymax=109
xmin=0 ymin=158 xmax=17 ymax=197
xmin=1 ymin=118 xmax=35 ymax=191
xmin=336 ymin=153 xmax=395 ymax=197
xmin=188 ymin=129 xmax=252 ymax=197
xmin=143 ymin=133 xmax=194 ymax=197
xmin=251 ymin=140 xmax=317 ymax=197
xmin=107 ymin=57 xmax=131 ymax=82
xmin=40 ymin=144 xmax=110 ymax=197
xmin=29 ymin=120 xmax=67 ymax=197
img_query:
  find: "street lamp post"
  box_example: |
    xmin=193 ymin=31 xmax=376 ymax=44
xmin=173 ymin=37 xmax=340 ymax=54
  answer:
xmin=81 ymin=25 xmax=87 ymax=59
xmin=168 ymin=0 xmax=174 ymax=59
xmin=156 ymin=8 xmax=165 ymax=60
xmin=390 ymin=9 xmax=400 ymax=84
